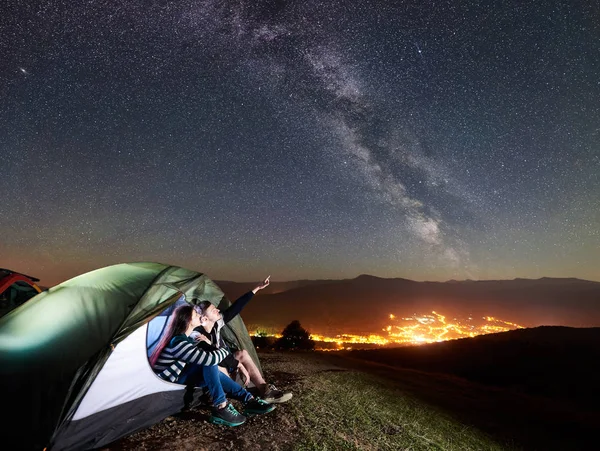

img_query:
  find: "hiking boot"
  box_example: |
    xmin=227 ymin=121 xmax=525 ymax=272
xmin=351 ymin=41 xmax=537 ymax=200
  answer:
xmin=243 ymin=397 xmax=276 ymax=417
xmin=262 ymin=384 xmax=293 ymax=404
xmin=209 ymin=403 xmax=246 ymax=427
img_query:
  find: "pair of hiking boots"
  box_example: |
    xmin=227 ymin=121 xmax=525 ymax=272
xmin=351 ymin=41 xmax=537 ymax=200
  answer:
xmin=210 ymin=398 xmax=274 ymax=426
xmin=209 ymin=384 xmax=293 ymax=426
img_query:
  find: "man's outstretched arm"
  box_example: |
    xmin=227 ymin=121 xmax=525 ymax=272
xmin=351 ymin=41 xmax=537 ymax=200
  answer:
xmin=222 ymin=276 xmax=270 ymax=324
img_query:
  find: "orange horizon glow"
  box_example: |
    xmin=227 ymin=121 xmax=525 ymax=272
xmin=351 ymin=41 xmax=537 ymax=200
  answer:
xmin=250 ymin=311 xmax=524 ymax=350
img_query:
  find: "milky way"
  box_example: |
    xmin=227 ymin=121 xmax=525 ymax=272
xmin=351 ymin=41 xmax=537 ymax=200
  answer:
xmin=1 ymin=1 xmax=598 ymax=284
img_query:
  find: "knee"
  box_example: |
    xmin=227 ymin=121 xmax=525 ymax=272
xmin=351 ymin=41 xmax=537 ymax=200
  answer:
xmin=203 ymin=364 xmax=220 ymax=377
xmin=236 ymin=349 xmax=249 ymax=360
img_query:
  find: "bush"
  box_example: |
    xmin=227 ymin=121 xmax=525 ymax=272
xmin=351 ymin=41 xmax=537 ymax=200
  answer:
xmin=251 ymin=332 xmax=277 ymax=350
xmin=274 ymin=320 xmax=315 ymax=351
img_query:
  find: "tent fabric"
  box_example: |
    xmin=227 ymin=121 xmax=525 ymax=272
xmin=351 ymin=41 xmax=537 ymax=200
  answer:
xmin=55 ymin=324 xmax=200 ymax=451
xmin=71 ymin=324 xmax=183 ymax=421
xmin=53 ymin=388 xmax=208 ymax=451
xmin=0 ymin=262 xmax=262 ymax=451
xmin=1 ymin=262 xmax=167 ymax=374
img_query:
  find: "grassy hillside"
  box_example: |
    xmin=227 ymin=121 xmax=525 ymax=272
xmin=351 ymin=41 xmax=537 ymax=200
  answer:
xmin=325 ymin=351 xmax=599 ymax=451
xmin=107 ymin=352 xmax=511 ymax=450
xmin=341 ymin=326 xmax=600 ymax=410
xmin=286 ymin=364 xmax=506 ymax=450
xmin=106 ymin=350 xmax=598 ymax=451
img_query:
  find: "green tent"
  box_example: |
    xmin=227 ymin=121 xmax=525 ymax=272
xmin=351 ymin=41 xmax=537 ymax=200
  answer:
xmin=0 ymin=262 xmax=261 ymax=450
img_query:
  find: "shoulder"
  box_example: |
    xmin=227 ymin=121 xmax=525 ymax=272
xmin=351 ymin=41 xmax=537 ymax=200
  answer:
xmin=170 ymin=334 xmax=193 ymax=346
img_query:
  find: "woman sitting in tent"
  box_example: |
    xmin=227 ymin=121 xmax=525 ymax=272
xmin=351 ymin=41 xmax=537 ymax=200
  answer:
xmin=149 ymin=304 xmax=275 ymax=427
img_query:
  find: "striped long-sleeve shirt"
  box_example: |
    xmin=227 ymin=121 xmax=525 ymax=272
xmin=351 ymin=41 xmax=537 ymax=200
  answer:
xmin=153 ymin=334 xmax=229 ymax=382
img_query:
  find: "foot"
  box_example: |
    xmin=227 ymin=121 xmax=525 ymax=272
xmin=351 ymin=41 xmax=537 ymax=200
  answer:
xmin=262 ymin=384 xmax=293 ymax=404
xmin=243 ymin=397 xmax=276 ymax=417
xmin=209 ymin=403 xmax=246 ymax=427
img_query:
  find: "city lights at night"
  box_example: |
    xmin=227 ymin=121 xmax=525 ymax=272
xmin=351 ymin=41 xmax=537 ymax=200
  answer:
xmin=252 ymin=312 xmax=524 ymax=350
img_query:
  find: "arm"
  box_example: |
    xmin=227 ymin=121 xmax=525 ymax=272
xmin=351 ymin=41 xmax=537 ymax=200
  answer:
xmin=170 ymin=336 xmax=229 ymax=366
xmin=222 ymin=291 xmax=254 ymax=323
xmin=222 ymin=276 xmax=270 ymax=324
xmin=197 ymin=340 xmax=239 ymax=372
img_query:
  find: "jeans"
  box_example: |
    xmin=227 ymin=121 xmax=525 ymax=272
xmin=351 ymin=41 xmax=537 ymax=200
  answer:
xmin=178 ymin=363 xmax=252 ymax=407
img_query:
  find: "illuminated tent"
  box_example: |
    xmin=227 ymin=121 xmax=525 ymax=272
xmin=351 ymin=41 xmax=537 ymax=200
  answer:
xmin=0 ymin=262 xmax=261 ymax=451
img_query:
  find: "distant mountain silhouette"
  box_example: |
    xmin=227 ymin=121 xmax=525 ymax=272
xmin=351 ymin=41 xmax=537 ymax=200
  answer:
xmin=215 ymin=275 xmax=600 ymax=335
xmin=215 ymin=278 xmax=340 ymax=298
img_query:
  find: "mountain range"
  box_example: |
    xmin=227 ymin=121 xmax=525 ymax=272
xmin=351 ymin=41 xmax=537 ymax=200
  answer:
xmin=215 ymin=276 xmax=600 ymax=335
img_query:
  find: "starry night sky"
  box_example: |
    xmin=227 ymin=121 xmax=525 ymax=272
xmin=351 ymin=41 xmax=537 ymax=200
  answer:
xmin=2 ymin=0 xmax=599 ymax=286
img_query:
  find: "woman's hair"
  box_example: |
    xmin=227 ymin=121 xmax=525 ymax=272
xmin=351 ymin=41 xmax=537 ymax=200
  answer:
xmin=149 ymin=304 xmax=194 ymax=368
xmin=193 ymin=300 xmax=213 ymax=316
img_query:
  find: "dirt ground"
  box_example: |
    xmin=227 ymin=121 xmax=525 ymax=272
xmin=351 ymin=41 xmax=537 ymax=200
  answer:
xmin=101 ymin=351 xmax=341 ymax=451
xmin=99 ymin=349 xmax=599 ymax=451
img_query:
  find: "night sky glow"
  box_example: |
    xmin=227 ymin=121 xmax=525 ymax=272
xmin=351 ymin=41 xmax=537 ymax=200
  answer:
xmin=2 ymin=1 xmax=599 ymax=286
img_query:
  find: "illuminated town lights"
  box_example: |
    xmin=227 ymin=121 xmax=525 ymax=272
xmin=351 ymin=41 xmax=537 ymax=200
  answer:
xmin=250 ymin=311 xmax=524 ymax=350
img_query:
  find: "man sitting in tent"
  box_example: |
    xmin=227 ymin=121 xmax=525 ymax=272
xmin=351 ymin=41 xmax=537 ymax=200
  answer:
xmin=150 ymin=303 xmax=275 ymax=427
xmin=192 ymin=275 xmax=293 ymax=404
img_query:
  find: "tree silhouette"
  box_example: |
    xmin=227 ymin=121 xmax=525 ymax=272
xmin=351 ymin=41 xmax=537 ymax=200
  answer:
xmin=275 ymin=320 xmax=315 ymax=350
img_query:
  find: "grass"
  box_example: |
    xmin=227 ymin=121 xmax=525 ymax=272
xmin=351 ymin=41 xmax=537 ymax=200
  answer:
xmin=285 ymin=369 xmax=509 ymax=451
xmin=110 ymin=349 xmax=598 ymax=450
